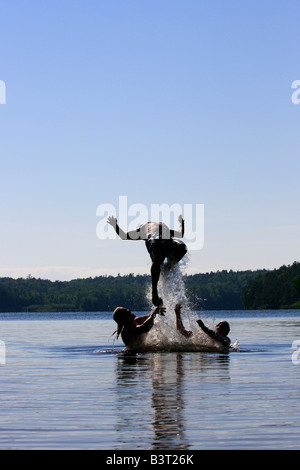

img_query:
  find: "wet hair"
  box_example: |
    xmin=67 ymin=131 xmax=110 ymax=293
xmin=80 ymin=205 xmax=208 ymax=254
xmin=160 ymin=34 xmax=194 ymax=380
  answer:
xmin=215 ymin=321 xmax=230 ymax=337
xmin=113 ymin=307 xmax=132 ymax=325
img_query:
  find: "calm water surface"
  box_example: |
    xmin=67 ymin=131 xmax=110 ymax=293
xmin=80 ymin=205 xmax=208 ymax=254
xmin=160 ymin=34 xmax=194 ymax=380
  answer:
xmin=0 ymin=310 xmax=300 ymax=450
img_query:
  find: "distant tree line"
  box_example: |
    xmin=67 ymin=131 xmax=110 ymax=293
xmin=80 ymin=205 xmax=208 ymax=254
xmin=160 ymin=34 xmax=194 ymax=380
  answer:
xmin=0 ymin=262 xmax=299 ymax=313
xmin=0 ymin=274 xmax=150 ymax=313
xmin=242 ymin=261 xmax=300 ymax=309
xmin=185 ymin=269 xmax=263 ymax=310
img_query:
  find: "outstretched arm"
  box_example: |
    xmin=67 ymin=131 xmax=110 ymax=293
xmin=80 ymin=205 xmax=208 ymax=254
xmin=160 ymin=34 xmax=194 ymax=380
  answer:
xmin=170 ymin=215 xmax=185 ymax=238
xmin=107 ymin=216 xmax=141 ymax=240
xmin=135 ymin=307 xmax=165 ymax=335
xmin=197 ymin=319 xmax=229 ymax=346
xmin=196 ymin=319 xmax=215 ymax=338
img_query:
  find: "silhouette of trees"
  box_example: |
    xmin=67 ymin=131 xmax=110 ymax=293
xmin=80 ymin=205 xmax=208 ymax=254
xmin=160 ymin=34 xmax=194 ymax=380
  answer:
xmin=242 ymin=262 xmax=300 ymax=309
xmin=0 ymin=262 xmax=299 ymax=313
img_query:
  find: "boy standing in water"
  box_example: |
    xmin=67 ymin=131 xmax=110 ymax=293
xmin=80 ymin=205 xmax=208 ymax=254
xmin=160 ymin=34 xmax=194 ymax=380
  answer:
xmin=107 ymin=215 xmax=187 ymax=306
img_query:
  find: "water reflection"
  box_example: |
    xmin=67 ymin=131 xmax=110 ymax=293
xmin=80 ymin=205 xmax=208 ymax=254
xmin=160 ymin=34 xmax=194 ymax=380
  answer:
xmin=149 ymin=353 xmax=188 ymax=449
xmin=114 ymin=351 xmax=230 ymax=450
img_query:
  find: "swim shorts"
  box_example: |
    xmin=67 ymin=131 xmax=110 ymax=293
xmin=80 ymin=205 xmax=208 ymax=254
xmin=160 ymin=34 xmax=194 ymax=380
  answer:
xmin=145 ymin=238 xmax=187 ymax=263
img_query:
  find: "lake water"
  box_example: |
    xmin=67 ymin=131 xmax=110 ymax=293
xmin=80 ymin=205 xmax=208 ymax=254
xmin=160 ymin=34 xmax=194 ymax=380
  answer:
xmin=0 ymin=310 xmax=300 ymax=450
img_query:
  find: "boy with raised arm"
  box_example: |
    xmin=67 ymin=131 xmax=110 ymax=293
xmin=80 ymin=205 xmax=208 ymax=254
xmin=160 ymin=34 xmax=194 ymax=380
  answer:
xmin=107 ymin=215 xmax=187 ymax=306
xmin=175 ymin=304 xmax=231 ymax=352
xmin=112 ymin=306 xmax=165 ymax=350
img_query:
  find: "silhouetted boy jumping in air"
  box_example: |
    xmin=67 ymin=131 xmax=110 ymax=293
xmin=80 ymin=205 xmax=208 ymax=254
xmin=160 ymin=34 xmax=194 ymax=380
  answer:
xmin=107 ymin=215 xmax=187 ymax=306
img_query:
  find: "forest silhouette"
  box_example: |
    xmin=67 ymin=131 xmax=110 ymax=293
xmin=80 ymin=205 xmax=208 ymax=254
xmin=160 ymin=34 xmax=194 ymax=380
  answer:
xmin=0 ymin=262 xmax=299 ymax=313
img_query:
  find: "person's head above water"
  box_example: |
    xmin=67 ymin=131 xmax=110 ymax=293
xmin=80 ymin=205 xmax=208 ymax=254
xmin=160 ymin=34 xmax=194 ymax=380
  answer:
xmin=215 ymin=321 xmax=230 ymax=337
xmin=113 ymin=307 xmax=133 ymax=324
xmin=112 ymin=307 xmax=135 ymax=339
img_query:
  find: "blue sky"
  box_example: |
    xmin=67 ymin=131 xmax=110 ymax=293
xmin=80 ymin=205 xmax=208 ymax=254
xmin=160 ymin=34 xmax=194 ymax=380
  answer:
xmin=1 ymin=0 xmax=300 ymax=280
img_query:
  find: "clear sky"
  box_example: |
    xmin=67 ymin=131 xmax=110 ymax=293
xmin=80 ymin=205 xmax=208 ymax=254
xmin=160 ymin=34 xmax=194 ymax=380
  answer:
xmin=1 ymin=0 xmax=300 ymax=280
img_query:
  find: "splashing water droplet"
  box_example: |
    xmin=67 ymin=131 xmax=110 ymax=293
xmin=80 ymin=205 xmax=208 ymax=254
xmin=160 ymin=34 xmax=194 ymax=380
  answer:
xmin=141 ymin=258 xmax=214 ymax=351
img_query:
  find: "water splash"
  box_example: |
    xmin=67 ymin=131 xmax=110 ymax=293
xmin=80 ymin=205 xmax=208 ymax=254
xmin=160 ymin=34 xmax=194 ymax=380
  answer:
xmin=141 ymin=259 xmax=230 ymax=352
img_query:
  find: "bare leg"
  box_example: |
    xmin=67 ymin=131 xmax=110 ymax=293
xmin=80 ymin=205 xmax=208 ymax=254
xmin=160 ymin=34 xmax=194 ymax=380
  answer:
xmin=151 ymin=260 xmax=163 ymax=306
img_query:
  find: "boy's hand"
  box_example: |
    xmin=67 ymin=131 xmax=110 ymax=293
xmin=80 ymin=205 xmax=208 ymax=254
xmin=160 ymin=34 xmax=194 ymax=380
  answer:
xmin=155 ymin=307 xmax=166 ymax=316
xmin=107 ymin=216 xmax=117 ymax=227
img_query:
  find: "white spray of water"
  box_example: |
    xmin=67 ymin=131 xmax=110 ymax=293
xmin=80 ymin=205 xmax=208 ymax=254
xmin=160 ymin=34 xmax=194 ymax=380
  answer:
xmin=140 ymin=258 xmax=231 ymax=352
